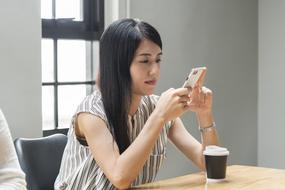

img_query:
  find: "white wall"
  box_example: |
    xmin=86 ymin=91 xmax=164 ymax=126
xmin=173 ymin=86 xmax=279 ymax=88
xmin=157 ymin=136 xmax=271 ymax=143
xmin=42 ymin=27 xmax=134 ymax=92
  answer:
xmin=127 ymin=0 xmax=258 ymax=179
xmin=0 ymin=0 xmax=264 ymax=180
xmin=258 ymin=0 xmax=285 ymax=169
xmin=1 ymin=0 xmax=284 ymax=180
xmin=0 ymin=0 xmax=42 ymax=138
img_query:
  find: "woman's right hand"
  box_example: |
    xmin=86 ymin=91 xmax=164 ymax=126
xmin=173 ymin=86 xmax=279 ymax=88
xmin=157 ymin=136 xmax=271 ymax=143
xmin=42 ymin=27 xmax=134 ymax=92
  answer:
xmin=154 ymin=88 xmax=191 ymax=123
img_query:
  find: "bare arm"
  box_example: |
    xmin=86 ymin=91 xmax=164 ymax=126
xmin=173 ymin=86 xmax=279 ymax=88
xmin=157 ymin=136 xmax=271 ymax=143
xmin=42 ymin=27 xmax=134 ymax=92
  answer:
xmin=168 ymin=115 xmax=219 ymax=171
xmin=196 ymin=112 xmax=219 ymax=151
xmin=169 ymin=74 xmax=219 ymax=170
xmin=78 ymin=88 xmax=190 ymax=189
xmin=168 ymin=118 xmax=204 ymax=169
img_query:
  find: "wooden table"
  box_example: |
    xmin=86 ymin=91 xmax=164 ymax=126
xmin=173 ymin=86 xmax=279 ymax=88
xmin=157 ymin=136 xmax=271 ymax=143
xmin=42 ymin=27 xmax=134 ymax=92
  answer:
xmin=131 ymin=165 xmax=285 ymax=189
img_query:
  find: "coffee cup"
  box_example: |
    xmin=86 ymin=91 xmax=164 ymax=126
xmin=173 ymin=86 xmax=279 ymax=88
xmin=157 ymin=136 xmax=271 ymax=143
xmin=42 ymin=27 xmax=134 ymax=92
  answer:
xmin=203 ymin=145 xmax=229 ymax=182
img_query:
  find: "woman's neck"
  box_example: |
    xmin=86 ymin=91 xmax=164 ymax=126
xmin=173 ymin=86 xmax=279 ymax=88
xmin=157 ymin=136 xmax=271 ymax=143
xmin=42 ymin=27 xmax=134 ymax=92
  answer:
xmin=129 ymin=94 xmax=142 ymax=116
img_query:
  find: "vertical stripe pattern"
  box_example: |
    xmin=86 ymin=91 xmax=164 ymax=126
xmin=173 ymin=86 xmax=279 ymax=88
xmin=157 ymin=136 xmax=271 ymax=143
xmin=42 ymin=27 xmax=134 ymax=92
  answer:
xmin=54 ymin=88 xmax=173 ymax=190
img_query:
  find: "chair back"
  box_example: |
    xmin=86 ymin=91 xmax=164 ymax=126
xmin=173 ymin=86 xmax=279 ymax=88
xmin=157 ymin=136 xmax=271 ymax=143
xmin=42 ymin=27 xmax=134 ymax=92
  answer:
xmin=14 ymin=134 xmax=67 ymax=190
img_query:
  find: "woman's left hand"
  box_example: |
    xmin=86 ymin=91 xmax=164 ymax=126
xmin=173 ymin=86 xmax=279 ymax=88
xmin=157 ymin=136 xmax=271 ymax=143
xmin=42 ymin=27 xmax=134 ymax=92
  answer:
xmin=188 ymin=85 xmax=213 ymax=115
xmin=187 ymin=70 xmax=213 ymax=115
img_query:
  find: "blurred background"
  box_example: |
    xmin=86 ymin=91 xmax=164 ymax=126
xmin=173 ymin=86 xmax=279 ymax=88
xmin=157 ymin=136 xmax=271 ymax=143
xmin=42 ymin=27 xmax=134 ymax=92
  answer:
xmin=0 ymin=0 xmax=284 ymax=180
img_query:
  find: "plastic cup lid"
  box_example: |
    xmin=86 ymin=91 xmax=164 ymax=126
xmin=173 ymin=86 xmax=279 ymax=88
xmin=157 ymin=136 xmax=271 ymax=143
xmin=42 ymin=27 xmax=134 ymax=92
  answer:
xmin=203 ymin=145 xmax=229 ymax=156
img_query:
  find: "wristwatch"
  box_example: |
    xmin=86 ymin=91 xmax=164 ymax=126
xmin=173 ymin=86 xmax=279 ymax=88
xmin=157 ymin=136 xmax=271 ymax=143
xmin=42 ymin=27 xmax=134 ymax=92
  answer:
xmin=199 ymin=122 xmax=216 ymax=133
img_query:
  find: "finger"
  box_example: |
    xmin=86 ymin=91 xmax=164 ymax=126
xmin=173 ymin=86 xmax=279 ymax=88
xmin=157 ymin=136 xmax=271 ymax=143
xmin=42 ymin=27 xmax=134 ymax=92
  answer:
xmin=179 ymin=95 xmax=190 ymax=102
xmin=197 ymin=69 xmax=207 ymax=87
xmin=189 ymin=86 xmax=200 ymax=101
xmin=205 ymin=91 xmax=212 ymax=105
xmin=197 ymin=91 xmax=205 ymax=103
xmin=201 ymin=86 xmax=211 ymax=94
xmin=188 ymin=87 xmax=198 ymax=103
xmin=165 ymin=88 xmax=175 ymax=93
xmin=199 ymin=87 xmax=207 ymax=103
xmin=161 ymin=88 xmax=175 ymax=96
xmin=202 ymin=86 xmax=213 ymax=105
xmin=187 ymin=87 xmax=193 ymax=97
xmin=174 ymin=87 xmax=190 ymax=96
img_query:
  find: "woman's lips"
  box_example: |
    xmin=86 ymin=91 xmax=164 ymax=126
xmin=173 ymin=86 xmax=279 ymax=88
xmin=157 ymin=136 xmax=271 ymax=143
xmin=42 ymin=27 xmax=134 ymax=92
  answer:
xmin=144 ymin=80 xmax=157 ymax=85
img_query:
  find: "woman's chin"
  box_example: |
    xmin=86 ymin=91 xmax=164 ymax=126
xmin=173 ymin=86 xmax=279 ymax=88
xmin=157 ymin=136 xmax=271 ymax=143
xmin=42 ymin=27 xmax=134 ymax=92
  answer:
xmin=136 ymin=90 xmax=154 ymax=96
xmin=144 ymin=88 xmax=155 ymax=95
xmin=133 ymin=86 xmax=156 ymax=96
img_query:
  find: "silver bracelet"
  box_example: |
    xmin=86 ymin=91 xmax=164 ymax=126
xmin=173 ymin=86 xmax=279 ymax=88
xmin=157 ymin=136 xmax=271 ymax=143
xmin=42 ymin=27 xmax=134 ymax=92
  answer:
xmin=199 ymin=122 xmax=216 ymax=133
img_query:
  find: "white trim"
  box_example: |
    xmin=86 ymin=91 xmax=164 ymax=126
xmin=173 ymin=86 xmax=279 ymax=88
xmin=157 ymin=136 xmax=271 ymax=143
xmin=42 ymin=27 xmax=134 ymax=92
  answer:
xmin=118 ymin=0 xmax=130 ymax=19
xmin=104 ymin=0 xmax=119 ymax=28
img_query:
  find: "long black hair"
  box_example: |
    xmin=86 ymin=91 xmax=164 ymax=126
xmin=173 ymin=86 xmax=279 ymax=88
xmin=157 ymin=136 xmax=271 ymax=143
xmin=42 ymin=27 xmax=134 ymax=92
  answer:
xmin=99 ymin=18 xmax=162 ymax=154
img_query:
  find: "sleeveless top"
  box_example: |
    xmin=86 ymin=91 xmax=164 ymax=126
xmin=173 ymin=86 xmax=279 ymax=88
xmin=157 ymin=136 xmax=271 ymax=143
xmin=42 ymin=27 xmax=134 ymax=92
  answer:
xmin=54 ymin=88 xmax=173 ymax=190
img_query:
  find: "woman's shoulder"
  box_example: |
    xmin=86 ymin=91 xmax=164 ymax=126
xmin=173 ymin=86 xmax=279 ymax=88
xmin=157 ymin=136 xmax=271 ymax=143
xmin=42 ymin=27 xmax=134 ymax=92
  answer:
xmin=82 ymin=87 xmax=102 ymax=104
xmin=76 ymin=87 xmax=105 ymax=115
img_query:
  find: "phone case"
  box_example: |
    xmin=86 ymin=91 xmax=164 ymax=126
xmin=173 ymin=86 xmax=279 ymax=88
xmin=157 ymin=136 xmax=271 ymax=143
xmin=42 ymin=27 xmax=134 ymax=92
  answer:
xmin=182 ymin=67 xmax=206 ymax=88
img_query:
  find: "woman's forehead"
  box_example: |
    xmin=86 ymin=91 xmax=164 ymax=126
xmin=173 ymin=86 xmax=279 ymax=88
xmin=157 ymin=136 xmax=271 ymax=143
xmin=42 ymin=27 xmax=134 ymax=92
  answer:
xmin=135 ymin=39 xmax=162 ymax=56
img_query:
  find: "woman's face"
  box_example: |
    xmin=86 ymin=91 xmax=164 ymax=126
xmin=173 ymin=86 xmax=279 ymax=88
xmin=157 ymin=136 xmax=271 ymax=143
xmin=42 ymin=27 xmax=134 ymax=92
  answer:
xmin=130 ymin=39 xmax=162 ymax=96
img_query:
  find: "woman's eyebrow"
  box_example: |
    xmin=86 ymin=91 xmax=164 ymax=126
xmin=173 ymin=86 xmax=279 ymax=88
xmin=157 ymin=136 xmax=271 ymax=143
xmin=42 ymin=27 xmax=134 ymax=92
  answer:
xmin=138 ymin=52 xmax=163 ymax=56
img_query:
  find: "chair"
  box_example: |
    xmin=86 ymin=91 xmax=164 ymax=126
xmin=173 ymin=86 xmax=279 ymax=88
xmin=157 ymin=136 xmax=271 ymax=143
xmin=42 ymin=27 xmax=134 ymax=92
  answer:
xmin=14 ymin=134 xmax=68 ymax=190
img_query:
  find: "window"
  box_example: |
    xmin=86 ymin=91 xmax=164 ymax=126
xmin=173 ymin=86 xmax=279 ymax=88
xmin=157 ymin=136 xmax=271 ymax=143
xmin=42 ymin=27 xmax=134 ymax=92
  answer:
xmin=41 ymin=0 xmax=104 ymax=135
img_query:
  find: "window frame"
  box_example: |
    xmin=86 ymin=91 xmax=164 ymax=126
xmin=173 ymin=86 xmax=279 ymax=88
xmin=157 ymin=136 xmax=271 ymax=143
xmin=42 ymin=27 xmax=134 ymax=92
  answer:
xmin=42 ymin=0 xmax=104 ymax=40
xmin=41 ymin=0 xmax=104 ymax=136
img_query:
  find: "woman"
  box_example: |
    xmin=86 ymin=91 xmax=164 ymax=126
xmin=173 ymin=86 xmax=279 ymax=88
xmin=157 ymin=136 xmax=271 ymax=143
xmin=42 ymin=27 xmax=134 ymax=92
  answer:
xmin=55 ymin=18 xmax=219 ymax=190
xmin=0 ymin=109 xmax=27 ymax=190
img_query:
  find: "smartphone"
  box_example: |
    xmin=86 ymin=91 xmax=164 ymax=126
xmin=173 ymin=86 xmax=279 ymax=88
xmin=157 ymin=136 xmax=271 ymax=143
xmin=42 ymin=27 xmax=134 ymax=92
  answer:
xmin=182 ymin=67 xmax=207 ymax=88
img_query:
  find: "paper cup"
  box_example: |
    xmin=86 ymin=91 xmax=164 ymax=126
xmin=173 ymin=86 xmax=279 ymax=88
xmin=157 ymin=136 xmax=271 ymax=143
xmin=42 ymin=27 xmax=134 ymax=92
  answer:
xmin=203 ymin=145 xmax=229 ymax=182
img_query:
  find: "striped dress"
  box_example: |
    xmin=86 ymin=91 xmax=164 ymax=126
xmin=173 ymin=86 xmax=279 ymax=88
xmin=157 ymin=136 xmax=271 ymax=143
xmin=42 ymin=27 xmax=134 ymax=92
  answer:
xmin=54 ymin=88 xmax=173 ymax=190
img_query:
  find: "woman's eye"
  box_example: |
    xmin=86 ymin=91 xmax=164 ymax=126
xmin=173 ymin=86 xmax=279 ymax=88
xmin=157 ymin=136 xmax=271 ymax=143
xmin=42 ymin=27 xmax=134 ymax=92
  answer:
xmin=140 ymin=60 xmax=149 ymax=63
xmin=156 ymin=59 xmax=161 ymax=63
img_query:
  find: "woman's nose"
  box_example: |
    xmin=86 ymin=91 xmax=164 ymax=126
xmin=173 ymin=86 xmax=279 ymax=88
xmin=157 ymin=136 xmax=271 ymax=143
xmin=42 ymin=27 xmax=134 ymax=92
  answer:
xmin=149 ymin=62 xmax=160 ymax=75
